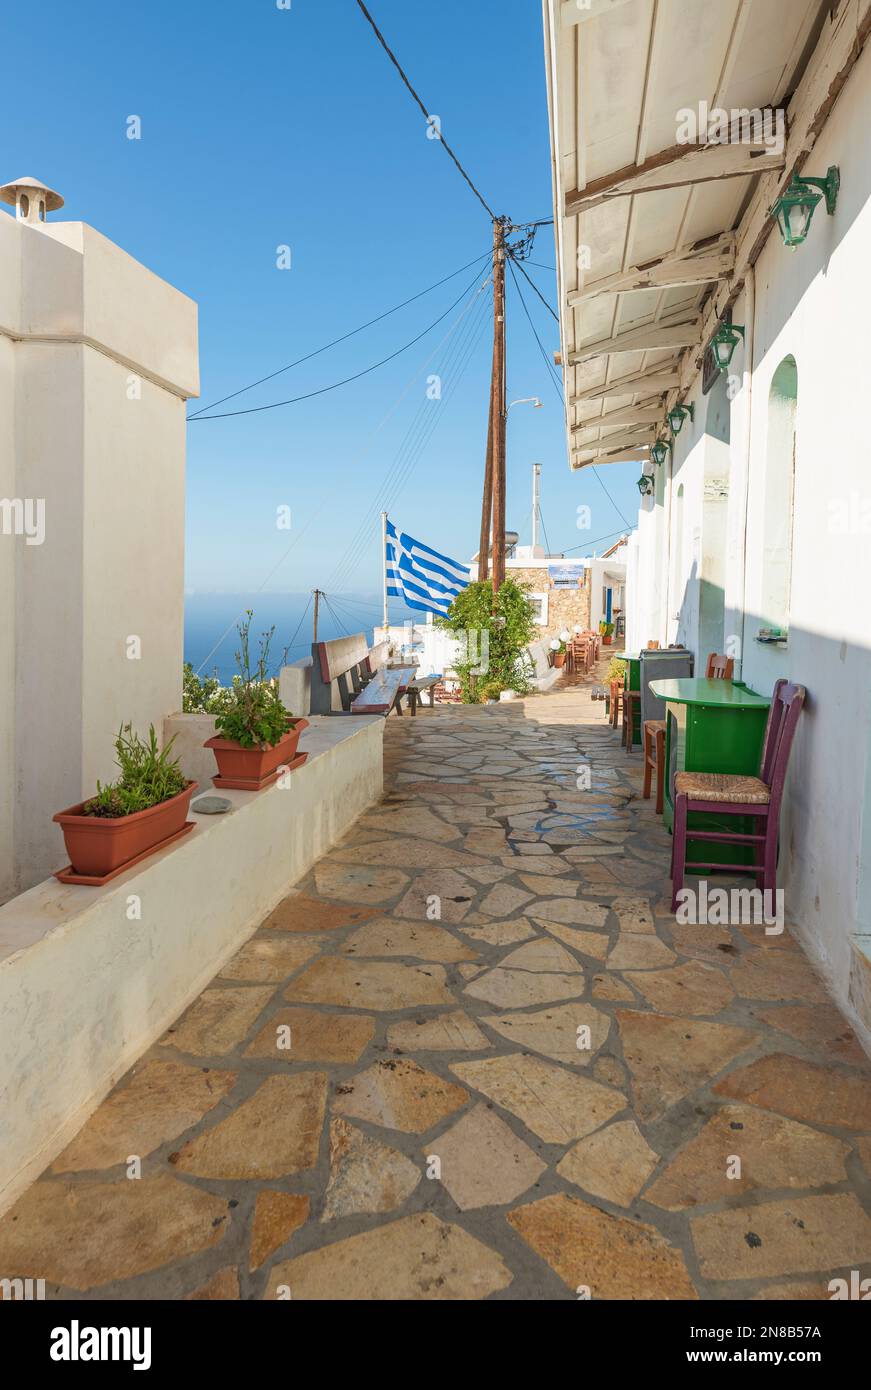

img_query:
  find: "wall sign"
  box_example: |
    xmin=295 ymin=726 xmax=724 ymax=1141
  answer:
xmin=547 ymin=563 xmax=586 ymax=590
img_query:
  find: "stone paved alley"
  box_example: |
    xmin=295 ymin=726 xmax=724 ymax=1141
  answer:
xmin=2 ymin=663 xmax=871 ymax=1300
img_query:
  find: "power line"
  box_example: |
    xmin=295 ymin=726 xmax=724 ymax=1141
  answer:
xmin=509 ymin=251 xmax=559 ymax=323
xmin=321 ymin=593 xmax=351 ymax=639
xmin=355 ymin=1 xmax=497 ymax=222
xmin=276 ymin=593 xmax=313 ymax=672
xmin=561 ymin=526 xmax=629 ymax=555
xmin=507 ymin=258 xmax=634 ymax=533
xmin=190 ymin=270 xmax=485 ymax=421
xmin=326 ymin=276 xmax=491 ymax=590
xmin=188 ymin=248 xmax=491 ymax=419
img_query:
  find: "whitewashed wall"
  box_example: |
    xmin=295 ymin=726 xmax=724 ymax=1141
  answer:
xmin=626 ymin=40 xmax=871 ymax=1036
xmin=0 ymin=211 xmax=198 ymax=899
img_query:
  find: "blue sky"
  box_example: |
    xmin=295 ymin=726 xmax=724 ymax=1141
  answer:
xmin=3 ymin=0 xmax=640 ymax=599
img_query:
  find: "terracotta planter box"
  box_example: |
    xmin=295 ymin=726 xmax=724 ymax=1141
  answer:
xmin=205 ymin=719 xmax=309 ymax=791
xmin=54 ymin=781 xmax=198 ymax=879
xmin=552 ymin=651 xmax=566 ymax=668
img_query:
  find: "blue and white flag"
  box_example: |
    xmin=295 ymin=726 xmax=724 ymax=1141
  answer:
xmin=385 ymin=519 xmax=471 ymax=617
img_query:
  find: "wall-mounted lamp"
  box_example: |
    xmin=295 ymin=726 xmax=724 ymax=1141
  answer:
xmin=770 ymin=167 xmax=839 ymax=248
xmin=709 ymin=322 xmax=745 ymax=372
xmin=667 ymin=403 xmax=694 ymax=436
xmin=637 ymin=473 xmax=654 ymax=497
xmin=650 ymin=438 xmax=670 ymax=468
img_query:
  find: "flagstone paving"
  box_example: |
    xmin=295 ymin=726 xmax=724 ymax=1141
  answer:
xmin=2 ymin=663 xmax=871 ymax=1299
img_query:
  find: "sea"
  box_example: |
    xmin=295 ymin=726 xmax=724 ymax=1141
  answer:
xmin=184 ymin=592 xmax=423 ymax=685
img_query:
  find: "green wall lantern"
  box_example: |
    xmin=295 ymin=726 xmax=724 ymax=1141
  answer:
xmin=667 ymin=403 xmax=694 ymax=435
xmin=650 ymin=438 xmax=669 ymax=467
xmin=770 ymin=167 xmax=839 ymax=248
xmin=637 ymin=473 xmax=654 ymax=497
xmin=710 ymin=322 xmax=745 ymax=372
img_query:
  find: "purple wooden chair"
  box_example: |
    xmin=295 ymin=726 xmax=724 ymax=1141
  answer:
xmin=670 ymin=679 xmax=806 ymax=911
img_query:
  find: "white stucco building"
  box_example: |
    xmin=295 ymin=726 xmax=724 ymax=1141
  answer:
xmin=543 ymin=0 xmax=871 ymax=1041
xmin=0 ymin=177 xmax=199 ymax=898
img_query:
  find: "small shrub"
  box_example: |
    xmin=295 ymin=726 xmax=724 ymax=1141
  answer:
xmin=84 ymin=725 xmax=188 ymax=818
xmin=608 ymin=656 xmax=626 ymax=684
xmin=182 ymin=663 xmax=234 ymax=714
xmin=213 ymin=612 xmax=291 ymax=749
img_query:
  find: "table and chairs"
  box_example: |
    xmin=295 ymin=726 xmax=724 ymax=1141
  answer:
xmin=612 ymin=644 xmax=806 ymax=906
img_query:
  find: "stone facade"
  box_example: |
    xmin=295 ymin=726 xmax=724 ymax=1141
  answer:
xmin=510 ymin=565 xmax=592 ymax=644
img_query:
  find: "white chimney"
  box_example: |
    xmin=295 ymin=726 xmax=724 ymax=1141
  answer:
xmin=0 ymin=175 xmax=64 ymax=226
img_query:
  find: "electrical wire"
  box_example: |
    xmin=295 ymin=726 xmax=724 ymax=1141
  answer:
xmin=507 ymin=257 xmax=634 ymax=533
xmin=188 ymin=248 xmax=491 ymax=419
xmin=190 ymin=270 xmax=486 ymax=420
xmin=355 ymin=1 xmax=497 ymax=222
xmin=321 ymin=593 xmax=351 ymax=639
xmin=562 ymin=527 xmax=629 ymax=555
xmin=276 ymin=593 xmax=313 ymax=671
xmin=328 ymin=290 xmax=490 ymax=589
xmin=326 ymin=275 xmax=491 ymax=590
xmin=510 ymin=252 xmax=559 ymax=323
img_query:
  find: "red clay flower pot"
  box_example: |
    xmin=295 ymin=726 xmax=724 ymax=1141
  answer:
xmin=54 ymin=781 xmax=198 ymax=878
xmin=552 ymin=651 xmax=566 ymax=668
xmin=205 ymin=718 xmax=309 ymax=791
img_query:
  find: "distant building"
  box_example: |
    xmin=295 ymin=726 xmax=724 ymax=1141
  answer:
xmin=469 ymin=530 xmax=628 ymax=641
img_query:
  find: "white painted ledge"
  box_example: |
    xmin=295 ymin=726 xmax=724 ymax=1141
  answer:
xmin=0 ymin=716 xmax=383 ymax=1215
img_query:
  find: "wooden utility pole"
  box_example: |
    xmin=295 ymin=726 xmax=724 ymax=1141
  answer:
xmin=478 ymin=218 xmax=508 ymax=593
xmin=490 ymin=219 xmax=508 ymax=594
xmin=312 ymin=589 xmax=321 ymax=643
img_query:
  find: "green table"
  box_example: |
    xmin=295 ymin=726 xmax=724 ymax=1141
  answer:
xmin=649 ymin=678 xmax=771 ymax=868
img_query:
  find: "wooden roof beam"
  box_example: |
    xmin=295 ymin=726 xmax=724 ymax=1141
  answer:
xmin=569 ymin=316 xmax=702 ymax=363
xmin=568 ymin=234 xmax=734 ymax=304
xmin=572 ymin=404 xmax=664 ymax=430
xmin=569 ymin=368 xmax=681 ymax=403
xmin=571 ymin=427 xmax=657 ymax=453
xmin=565 ymin=139 xmax=785 ymax=218
xmin=572 ymin=445 xmax=650 ymax=468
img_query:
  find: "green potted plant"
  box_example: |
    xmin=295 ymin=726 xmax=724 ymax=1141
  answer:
xmin=549 ymin=629 xmax=571 ymax=668
xmin=204 ymin=612 xmax=308 ymax=790
xmin=53 ymin=725 xmax=197 ymax=881
xmin=599 ymin=619 xmax=615 ymax=646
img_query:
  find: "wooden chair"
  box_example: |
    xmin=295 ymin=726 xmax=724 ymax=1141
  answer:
xmin=608 ymin=679 xmax=623 ymax=729
xmin=623 ymin=688 xmax=641 ymax=750
xmin=705 ymin=652 xmax=735 ymax=679
xmin=643 ymin=720 xmax=666 ymax=812
xmin=646 ymin=640 xmax=661 ymax=649
xmin=670 ymin=679 xmax=806 ymax=910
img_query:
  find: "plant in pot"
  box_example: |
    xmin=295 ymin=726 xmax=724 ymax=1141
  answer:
xmin=549 ymin=634 xmax=569 ymax=668
xmin=53 ymin=725 xmax=197 ymax=882
xmin=204 ymin=612 xmax=308 ymax=790
xmin=599 ymin=620 xmax=615 ymax=646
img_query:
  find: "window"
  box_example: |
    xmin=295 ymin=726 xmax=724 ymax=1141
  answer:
xmin=529 ymin=592 xmax=549 ymax=626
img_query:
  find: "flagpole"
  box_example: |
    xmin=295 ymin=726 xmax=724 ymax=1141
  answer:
xmin=381 ymin=510 xmax=389 ymax=635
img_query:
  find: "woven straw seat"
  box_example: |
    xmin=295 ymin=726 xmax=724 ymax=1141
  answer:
xmin=674 ymin=771 xmax=770 ymax=805
xmin=644 ymin=718 xmax=666 ymax=735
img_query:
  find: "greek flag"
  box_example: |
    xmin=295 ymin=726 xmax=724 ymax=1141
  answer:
xmin=385 ymin=519 xmax=471 ymax=617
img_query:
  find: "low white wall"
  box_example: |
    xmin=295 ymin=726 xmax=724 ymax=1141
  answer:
xmin=0 ymin=716 xmax=383 ymax=1215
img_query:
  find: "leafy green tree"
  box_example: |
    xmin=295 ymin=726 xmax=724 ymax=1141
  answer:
xmin=437 ymin=579 xmax=537 ymax=702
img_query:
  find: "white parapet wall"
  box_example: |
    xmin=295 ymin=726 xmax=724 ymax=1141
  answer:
xmin=0 ymin=715 xmax=383 ymax=1216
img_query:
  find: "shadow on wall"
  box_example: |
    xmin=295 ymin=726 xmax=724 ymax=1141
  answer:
xmin=666 ymin=568 xmax=871 ymax=1016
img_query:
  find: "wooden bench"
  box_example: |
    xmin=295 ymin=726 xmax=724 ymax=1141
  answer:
xmin=310 ymin=634 xmax=439 ymax=717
